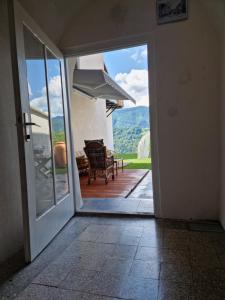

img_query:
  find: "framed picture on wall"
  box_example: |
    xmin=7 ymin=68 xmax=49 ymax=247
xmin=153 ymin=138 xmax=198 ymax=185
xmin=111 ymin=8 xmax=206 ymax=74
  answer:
xmin=156 ymin=0 xmax=188 ymax=25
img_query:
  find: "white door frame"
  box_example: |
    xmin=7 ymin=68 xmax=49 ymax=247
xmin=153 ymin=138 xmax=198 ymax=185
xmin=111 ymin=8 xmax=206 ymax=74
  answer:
xmin=63 ymin=33 xmax=162 ymax=217
xmin=12 ymin=0 xmax=75 ymax=261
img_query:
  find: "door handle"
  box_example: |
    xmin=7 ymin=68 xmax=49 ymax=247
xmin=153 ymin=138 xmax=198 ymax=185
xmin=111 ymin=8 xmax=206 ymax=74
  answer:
xmin=23 ymin=112 xmax=41 ymax=142
xmin=25 ymin=122 xmax=41 ymax=128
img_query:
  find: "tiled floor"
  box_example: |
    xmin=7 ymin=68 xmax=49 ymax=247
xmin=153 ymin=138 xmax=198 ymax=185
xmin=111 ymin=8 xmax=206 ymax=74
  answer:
xmin=79 ymin=172 xmax=154 ymax=215
xmin=2 ymin=216 xmax=225 ymax=299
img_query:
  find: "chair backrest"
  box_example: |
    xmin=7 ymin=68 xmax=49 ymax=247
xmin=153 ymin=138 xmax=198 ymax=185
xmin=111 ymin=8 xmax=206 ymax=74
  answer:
xmin=84 ymin=141 xmax=107 ymax=169
xmin=84 ymin=139 xmax=104 ymax=147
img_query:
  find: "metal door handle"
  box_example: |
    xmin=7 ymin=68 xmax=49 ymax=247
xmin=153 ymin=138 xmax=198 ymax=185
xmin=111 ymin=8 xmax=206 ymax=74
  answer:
xmin=25 ymin=122 xmax=41 ymax=128
xmin=23 ymin=113 xmax=41 ymax=141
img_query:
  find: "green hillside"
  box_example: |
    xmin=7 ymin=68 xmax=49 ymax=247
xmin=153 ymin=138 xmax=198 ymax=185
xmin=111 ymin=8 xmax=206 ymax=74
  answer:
xmin=51 ymin=106 xmax=150 ymax=154
xmin=52 ymin=116 xmax=64 ymax=132
xmin=112 ymin=106 xmax=149 ymax=128
xmin=112 ymin=106 xmax=150 ymax=154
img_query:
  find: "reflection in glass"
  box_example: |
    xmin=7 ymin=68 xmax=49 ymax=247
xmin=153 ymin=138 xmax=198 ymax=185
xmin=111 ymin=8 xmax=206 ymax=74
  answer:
xmin=23 ymin=26 xmax=55 ymax=217
xmin=46 ymin=50 xmax=69 ymax=200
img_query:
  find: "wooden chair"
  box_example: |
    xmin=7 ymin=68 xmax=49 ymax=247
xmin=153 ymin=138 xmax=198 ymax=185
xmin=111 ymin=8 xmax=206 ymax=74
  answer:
xmin=84 ymin=141 xmax=115 ymax=184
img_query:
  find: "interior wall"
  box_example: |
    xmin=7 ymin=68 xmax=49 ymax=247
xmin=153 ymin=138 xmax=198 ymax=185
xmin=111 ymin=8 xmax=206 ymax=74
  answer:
xmin=155 ymin=15 xmax=220 ymax=219
xmin=220 ymin=16 xmax=225 ymax=228
xmin=0 ymin=0 xmax=23 ymax=262
xmin=61 ymin=0 xmax=221 ymax=220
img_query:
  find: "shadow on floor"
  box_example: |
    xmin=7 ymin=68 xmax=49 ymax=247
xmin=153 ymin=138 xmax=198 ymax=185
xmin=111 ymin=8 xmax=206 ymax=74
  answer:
xmin=1 ymin=216 xmax=225 ymax=299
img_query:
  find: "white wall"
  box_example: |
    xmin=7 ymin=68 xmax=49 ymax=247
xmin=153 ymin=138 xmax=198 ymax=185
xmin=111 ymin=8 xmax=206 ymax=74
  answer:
xmin=0 ymin=0 xmax=23 ymax=263
xmin=220 ymin=14 xmax=225 ymax=228
xmin=60 ymin=0 xmax=221 ymax=220
xmin=106 ymin=114 xmax=114 ymax=150
xmin=66 ymin=57 xmax=82 ymax=209
xmin=71 ymin=54 xmax=114 ymax=153
xmin=71 ymin=91 xmax=113 ymax=152
xmin=79 ymin=53 xmax=104 ymax=69
xmin=4 ymin=0 xmax=224 ymax=231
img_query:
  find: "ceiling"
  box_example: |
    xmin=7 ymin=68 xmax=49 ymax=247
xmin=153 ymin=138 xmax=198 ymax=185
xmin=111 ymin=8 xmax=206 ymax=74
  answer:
xmin=18 ymin=0 xmax=225 ymax=49
xmin=18 ymin=0 xmax=92 ymax=44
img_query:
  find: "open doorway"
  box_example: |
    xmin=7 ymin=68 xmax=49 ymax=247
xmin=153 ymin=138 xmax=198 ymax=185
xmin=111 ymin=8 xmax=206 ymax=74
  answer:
xmin=70 ymin=45 xmax=153 ymax=215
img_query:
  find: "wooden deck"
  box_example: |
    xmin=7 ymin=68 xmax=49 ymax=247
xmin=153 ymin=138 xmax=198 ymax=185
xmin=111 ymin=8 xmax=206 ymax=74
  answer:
xmin=80 ymin=169 xmax=148 ymax=198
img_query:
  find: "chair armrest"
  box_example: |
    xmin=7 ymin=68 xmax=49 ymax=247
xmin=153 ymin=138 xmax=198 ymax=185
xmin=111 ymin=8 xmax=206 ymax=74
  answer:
xmin=106 ymin=156 xmax=114 ymax=166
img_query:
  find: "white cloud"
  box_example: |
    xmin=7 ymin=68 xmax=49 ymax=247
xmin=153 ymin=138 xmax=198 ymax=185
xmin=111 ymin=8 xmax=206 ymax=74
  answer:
xmin=120 ymin=48 xmax=130 ymax=52
xmin=130 ymin=46 xmax=148 ymax=63
xmin=140 ymin=48 xmax=147 ymax=59
xmin=30 ymin=96 xmax=48 ymax=114
xmin=48 ymin=75 xmax=62 ymax=97
xmin=131 ymin=52 xmax=138 ymax=61
xmin=30 ymin=75 xmax=64 ymax=117
xmin=115 ymin=69 xmax=149 ymax=107
xmin=28 ymin=82 xmax=32 ymax=97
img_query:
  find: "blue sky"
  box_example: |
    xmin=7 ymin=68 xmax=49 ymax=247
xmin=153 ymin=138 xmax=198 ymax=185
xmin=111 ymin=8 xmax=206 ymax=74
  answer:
xmin=27 ymin=44 xmax=149 ymax=112
xmin=104 ymin=45 xmax=149 ymax=107
xmin=27 ymin=56 xmax=65 ymax=117
xmin=104 ymin=45 xmax=148 ymax=78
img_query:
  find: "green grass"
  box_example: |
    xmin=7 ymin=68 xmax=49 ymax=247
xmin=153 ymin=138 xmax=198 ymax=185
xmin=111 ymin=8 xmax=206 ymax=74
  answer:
xmin=115 ymin=153 xmax=151 ymax=170
xmin=55 ymin=168 xmax=67 ymax=175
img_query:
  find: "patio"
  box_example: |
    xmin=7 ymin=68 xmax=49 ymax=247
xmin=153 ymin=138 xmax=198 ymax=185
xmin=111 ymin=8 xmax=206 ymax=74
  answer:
xmin=80 ymin=169 xmax=147 ymax=198
xmin=78 ymin=170 xmax=154 ymax=215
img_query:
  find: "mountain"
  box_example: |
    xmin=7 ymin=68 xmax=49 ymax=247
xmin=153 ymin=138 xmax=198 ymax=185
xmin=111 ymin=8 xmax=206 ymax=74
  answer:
xmin=112 ymin=106 xmax=150 ymax=129
xmin=112 ymin=106 xmax=150 ymax=154
xmin=51 ymin=106 xmax=150 ymax=154
xmin=52 ymin=116 xmax=64 ymax=132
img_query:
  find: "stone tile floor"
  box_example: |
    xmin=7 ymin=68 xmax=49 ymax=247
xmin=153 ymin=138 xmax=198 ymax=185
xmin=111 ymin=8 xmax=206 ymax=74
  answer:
xmin=1 ymin=216 xmax=225 ymax=299
xmin=79 ymin=172 xmax=154 ymax=215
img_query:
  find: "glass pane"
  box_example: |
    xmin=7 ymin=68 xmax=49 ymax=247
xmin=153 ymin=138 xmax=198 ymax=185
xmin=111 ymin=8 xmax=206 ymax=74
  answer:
xmin=46 ymin=50 xmax=69 ymax=200
xmin=23 ymin=26 xmax=55 ymax=217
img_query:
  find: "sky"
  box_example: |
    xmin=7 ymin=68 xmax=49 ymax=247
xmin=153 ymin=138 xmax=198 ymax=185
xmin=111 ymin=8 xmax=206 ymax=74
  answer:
xmin=104 ymin=45 xmax=149 ymax=107
xmin=26 ymin=44 xmax=149 ymax=115
xmin=27 ymin=55 xmax=65 ymax=118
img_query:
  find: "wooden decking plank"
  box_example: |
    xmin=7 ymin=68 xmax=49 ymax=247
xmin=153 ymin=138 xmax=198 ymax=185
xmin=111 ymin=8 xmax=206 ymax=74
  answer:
xmin=79 ymin=169 xmax=147 ymax=198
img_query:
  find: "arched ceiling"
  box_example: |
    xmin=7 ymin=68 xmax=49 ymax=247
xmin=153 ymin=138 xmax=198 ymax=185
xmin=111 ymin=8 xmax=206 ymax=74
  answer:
xmin=18 ymin=0 xmax=225 ymax=50
xmin=18 ymin=0 xmax=92 ymax=44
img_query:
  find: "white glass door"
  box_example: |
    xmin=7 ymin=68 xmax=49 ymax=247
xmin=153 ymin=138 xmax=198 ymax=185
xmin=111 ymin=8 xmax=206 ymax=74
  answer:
xmin=14 ymin=2 xmax=74 ymax=262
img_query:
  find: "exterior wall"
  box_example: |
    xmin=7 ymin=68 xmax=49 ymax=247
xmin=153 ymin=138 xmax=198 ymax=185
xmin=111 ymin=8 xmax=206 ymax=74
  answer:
xmin=71 ymin=91 xmax=113 ymax=152
xmin=71 ymin=54 xmax=114 ymax=153
xmin=79 ymin=53 xmax=104 ymax=69
xmin=0 ymin=0 xmax=23 ymax=263
xmin=61 ymin=0 xmax=221 ymax=220
xmin=106 ymin=114 xmax=114 ymax=150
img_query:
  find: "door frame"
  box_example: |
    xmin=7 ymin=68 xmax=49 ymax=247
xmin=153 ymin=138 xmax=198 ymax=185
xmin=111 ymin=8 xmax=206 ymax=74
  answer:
xmin=10 ymin=0 xmax=76 ymax=261
xmin=63 ymin=34 xmax=162 ymax=217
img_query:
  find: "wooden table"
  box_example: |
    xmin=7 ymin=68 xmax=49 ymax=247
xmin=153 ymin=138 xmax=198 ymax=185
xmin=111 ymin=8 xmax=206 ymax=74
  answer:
xmin=114 ymin=158 xmax=124 ymax=175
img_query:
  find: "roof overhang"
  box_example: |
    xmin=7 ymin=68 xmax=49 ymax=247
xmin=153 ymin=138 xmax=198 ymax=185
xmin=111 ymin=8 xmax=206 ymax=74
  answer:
xmin=73 ymin=69 xmax=136 ymax=104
